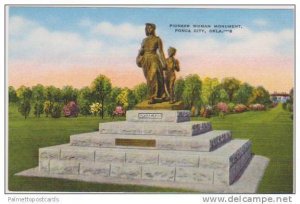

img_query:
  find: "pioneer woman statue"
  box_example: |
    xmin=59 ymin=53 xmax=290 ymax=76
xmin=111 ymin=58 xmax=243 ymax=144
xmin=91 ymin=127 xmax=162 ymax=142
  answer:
xmin=136 ymin=23 xmax=167 ymax=104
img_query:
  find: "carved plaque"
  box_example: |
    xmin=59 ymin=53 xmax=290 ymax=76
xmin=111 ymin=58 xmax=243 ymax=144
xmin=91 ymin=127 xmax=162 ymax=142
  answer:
xmin=115 ymin=139 xmax=156 ymax=147
xmin=138 ymin=113 xmax=162 ymax=119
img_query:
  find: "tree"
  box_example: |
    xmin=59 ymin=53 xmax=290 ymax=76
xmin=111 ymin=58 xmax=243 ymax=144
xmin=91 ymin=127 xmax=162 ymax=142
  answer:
xmin=91 ymin=75 xmax=112 ymax=119
xmin=43 ymin=100 xmax=53 ymax=117
xmin=106 ymin=87 xmax=122 ymax=116
xmin=133 ymin=83 xmax=148 ymax=103
xmin=51 ymin=102 xmax=62 ymax=118
xmin=61 ymin=86 xmax=78 ymax=104
xmin=182 ymin=74 xmax=202 ymax=109
xmin=174 ymin=77 xmax=185 ymax=102
xmin=18 ymin=100 xmax=31 ymax=119
xmin=219 ymin=88 xmax=229 ymax=103
xmin=9 ymin=86 xmax=18 ymax=103
xmin=34 ymin=102 xmax=44 ymax=117
xmin=78 ymin=86 xmax=94 ymax=116
xmin=221 ymin=77 xmax=241 ymax=102
xmin=249 ymin=86 xmax=271 ymax=105
xmin=233 ymin=83 xmax=254 ymax=105
xmin=44 ymin=86 xmax=61 ymax=103
xmin=201 ymin=77 xmax=220 ymax=106
xmin=16 ymin=86 xmax=32 ymax=102
xmin=117 ymin=88 xmax=136 ymax=111
xmin=16 ymin=86 xmax=32 ymax=119
xmin=32 ymin=84 xmax=45 ymax=102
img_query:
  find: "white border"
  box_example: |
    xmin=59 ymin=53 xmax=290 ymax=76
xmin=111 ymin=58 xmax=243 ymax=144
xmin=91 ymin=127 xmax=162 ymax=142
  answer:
xmin=1 ymin=0 xmax=298 ymax=204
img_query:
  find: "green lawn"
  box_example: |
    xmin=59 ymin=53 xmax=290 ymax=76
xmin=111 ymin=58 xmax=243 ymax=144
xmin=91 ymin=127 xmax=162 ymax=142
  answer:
xmin=8 ymin=103 xmax=293 ymax=193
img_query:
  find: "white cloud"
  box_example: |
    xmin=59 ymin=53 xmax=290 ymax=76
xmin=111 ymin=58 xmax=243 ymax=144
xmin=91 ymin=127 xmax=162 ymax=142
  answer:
xmin=9 ymin=16 xmax=37 ymax=36
xmin=92 ymin=21 xmax=144 ymax=39
xmin=9 ymin=16 xmax=103 ymax=66
xmin=253 ymin=19 xmax=268 ymax=26
xmin=177 ymin=27 xmax=294 ymax=59
xmin=9 ymin=16 xmax=144 ymax=72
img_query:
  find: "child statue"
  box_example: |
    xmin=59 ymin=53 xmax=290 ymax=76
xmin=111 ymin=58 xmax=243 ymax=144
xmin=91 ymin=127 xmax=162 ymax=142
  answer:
xmin=164 ymin=47 xmax=180 ymax=104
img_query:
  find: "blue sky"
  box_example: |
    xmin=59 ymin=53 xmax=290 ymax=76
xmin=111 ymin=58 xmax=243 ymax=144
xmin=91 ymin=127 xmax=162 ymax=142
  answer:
xmin=8 ymin=7 xmax=295 ymax=92
xmin=9 ymin=7 xmax=294 ymax=32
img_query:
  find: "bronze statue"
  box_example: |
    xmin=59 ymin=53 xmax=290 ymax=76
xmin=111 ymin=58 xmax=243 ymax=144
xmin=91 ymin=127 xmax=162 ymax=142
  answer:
xmin=136 ymin=23 xmax=167 ymax=104
xmin=164 ymin=47 xmax=180 ymax=104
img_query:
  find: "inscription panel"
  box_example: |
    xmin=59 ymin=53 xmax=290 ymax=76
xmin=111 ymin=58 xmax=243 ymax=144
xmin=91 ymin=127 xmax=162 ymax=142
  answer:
xmin=115 ymin=138 xmax=156 ymax=147
xmin=138 ymin=113 xmax=162 ymax=119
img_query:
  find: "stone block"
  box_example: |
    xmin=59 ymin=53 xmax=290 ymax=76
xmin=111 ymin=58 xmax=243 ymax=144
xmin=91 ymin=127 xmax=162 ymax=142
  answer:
xmin=99 ymin=121 xmax=212 ymax=137
xmin=95 ymin=149 xmax=125 ymax=164
xmin=49 ymin=160 xmax=79 ymax=175
xmin=142 ymin=165 xmax=175 ymax=181
xmin=126 ymin=152 xmax=158 ymax=165
xmin=110 ymin=164 xmax=141 ymax=179
xmin=39 ymin=148 xmax=60 ymax=160
xmin=214 ymin=169 xmax=230 ymax=185
xmin=199 ymin=156 xmax=229 ymax=170
xmin=126 ymin=110 xmax=190 ymax=123
xmin=79 ymin=162 xmax=110 ymax=177
xmin=70 ymin=132 xmax=114 ymax=147
xmin=39 ymin=160 xmax=50 ymax=172
xmin=159 ymin=154 xmax=199 ymax=167
xmin=176 ymin=167 xmax=213 ymax=184
xmin=60 ymin=149 xmax=95 ymax=162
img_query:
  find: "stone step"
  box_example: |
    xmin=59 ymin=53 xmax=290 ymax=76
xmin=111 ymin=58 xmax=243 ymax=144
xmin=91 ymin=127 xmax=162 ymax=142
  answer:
xmin=99 ymin=121 xmax=212 ymax=136
xmin=39 ymin=139 xmax=251 ymax=185
xmin=126 ymin=110 xmax=191 ymax=123
xmin=70 ymin=130 xmax=231 ymax=152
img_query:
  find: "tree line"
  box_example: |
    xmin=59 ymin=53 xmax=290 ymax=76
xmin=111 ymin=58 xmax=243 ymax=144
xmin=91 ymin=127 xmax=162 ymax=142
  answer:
xmin=9 ymin=74 xmax=273 ymax=119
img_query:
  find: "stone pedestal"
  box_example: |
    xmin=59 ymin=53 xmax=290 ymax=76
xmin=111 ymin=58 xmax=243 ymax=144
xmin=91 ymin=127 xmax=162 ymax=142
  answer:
xmin=16 ymin=109 xmax=269 ymax=192
xmin=134 ymin=100 xmax=184 ymax=110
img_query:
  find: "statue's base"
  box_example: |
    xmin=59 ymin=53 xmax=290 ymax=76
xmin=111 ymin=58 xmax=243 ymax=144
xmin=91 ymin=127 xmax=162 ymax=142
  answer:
xmin=134 ymin=100 xmax=184 ymax=110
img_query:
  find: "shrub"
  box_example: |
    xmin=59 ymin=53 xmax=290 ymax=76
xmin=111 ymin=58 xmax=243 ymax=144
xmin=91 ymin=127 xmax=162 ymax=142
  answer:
xmin=34 ymin=102 xmax=44 ymax=117
xmin=18 ymin=100 xmax=31 ymax=119
xmin=216 ymin=102 xmax=229 ymax=113
xmin=228 ymin=103 xmax=235 ymax=112
xmin=219 ymin=111 xmax=225 ymax=119
xmin=51 ymin=102 xmax=62 ymax=118
xmin=200 ymin=105 xmax=213 ymax=118
xmin=234 ymin=104 xmax=247 ymax=113
xmin=90 ymin=102 xmax=102 ymax=116
xmin=191 ymin=106 xmax=200 ymax=117
xmin=249 ymin=104 xmax=265 ymax=111
xmin=63 ymin=101 xmax=79 ymax=117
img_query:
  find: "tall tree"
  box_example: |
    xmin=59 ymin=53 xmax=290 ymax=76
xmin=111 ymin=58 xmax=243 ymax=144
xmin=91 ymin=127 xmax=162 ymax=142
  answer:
xmin=233 ymin=83 xmax=254 ymax=105
xmin=249 ymin=86 xmax=271 ymax=105
xmin=44 ymin=86 xmax=61 ymax=103
xmin=182 ymin=74 xmax=202 ymax=109
xmin=174 ymin=77 xmax=185 ymax=102
xmin=9 ymin=86 xmax=18 ymax=103
xmin=91 ymin=75 xmax=112 ymax=119
xmin=201 ymin=77 xmax=220 ymax=106
xmin=16 ymin=86 xmax=32 ymax=119
xmin=221 ymin=77 xmax=241 ymax=102
xmin=133 ymin=83 xmax=148 ymax=103
xmin=16 ymin=86 xmax=32 ymax=101
xmin=32 ymin=84 xmax=45 ymax=103
xmin=78 ymin=86 xmax=94 ymax=116
xmin=106 ymin=87 xmax=122 ymax=116
xmin=61 ymin=85 xmax=78 ymax=104
xmin=117 ymin=88 xmax=136 ymax=111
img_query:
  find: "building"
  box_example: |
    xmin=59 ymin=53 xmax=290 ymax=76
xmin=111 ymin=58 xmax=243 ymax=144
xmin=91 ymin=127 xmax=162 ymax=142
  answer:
xmin=270 ymin=92 xmax=291 ymax=103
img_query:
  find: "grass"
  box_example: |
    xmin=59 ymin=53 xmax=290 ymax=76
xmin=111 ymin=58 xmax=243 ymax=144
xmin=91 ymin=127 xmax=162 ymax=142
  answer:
xmin=8 ymin=103 xmax=293 ymax=193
